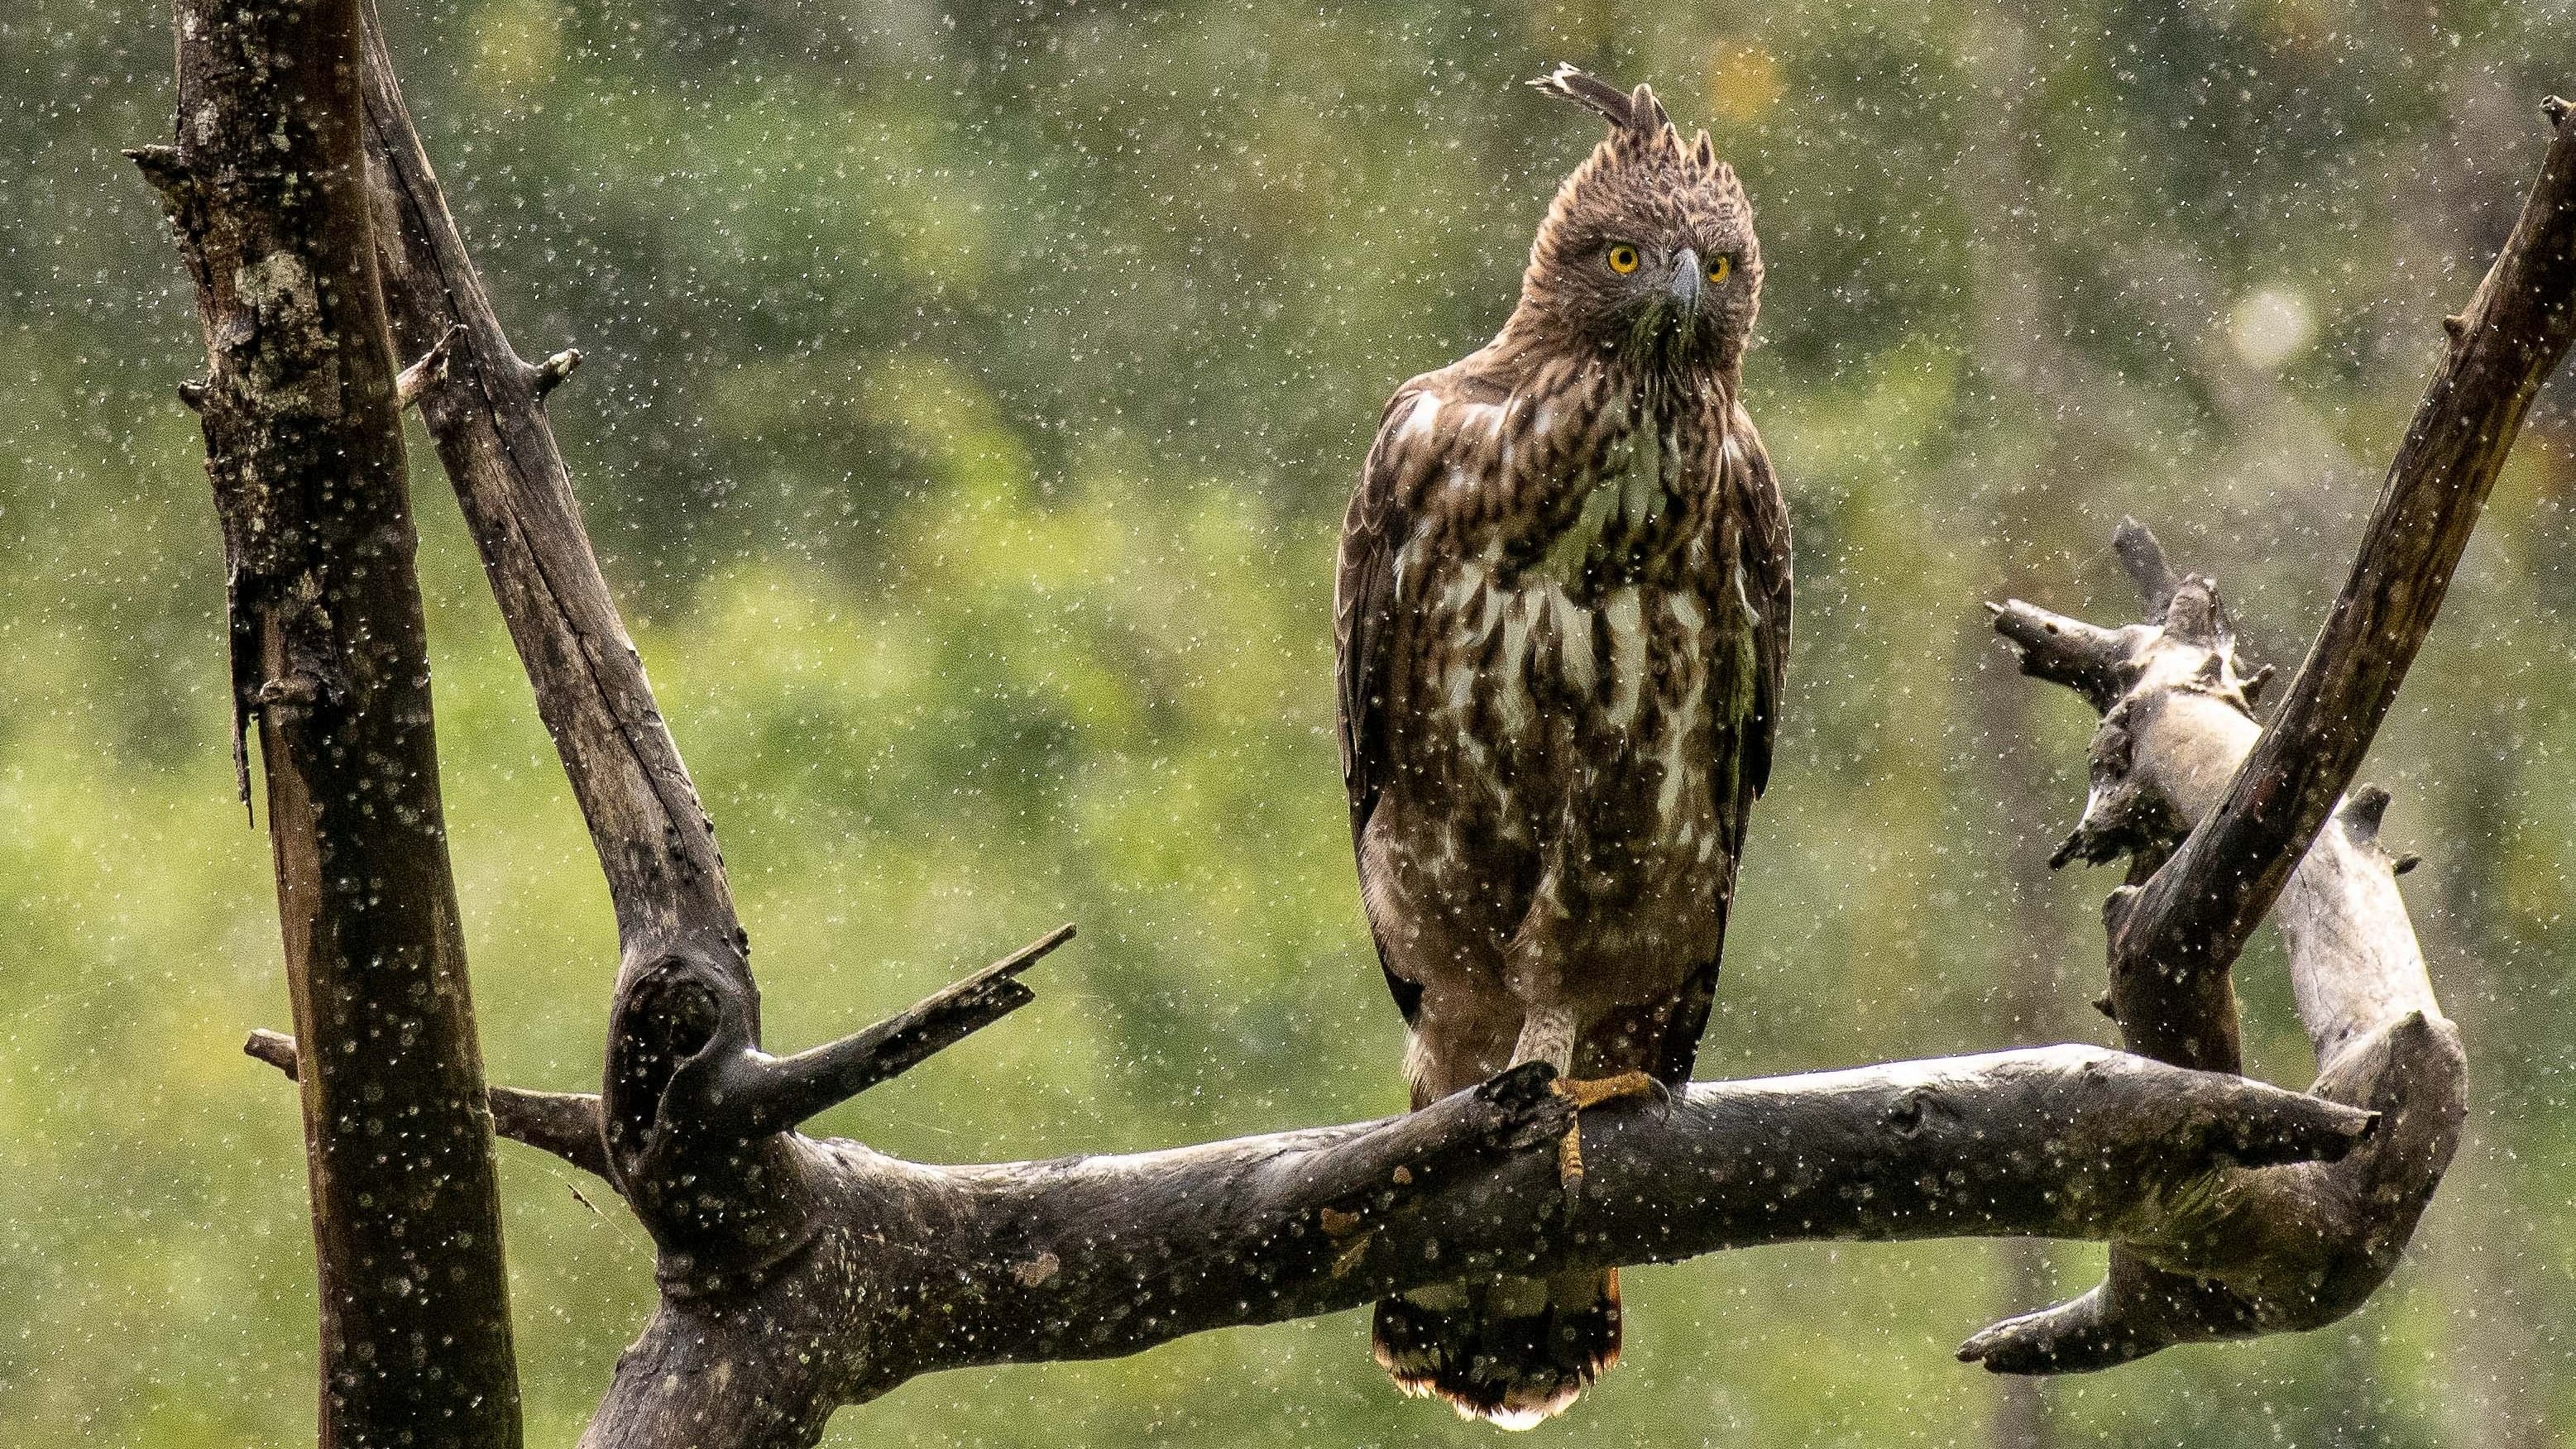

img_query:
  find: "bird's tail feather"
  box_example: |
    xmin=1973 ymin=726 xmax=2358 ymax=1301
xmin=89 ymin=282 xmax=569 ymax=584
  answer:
xmin=1371 ymin=1270 xmax=1621 ymax=1429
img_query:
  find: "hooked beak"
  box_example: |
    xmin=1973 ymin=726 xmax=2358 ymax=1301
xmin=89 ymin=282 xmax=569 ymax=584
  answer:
xmin=1667 ymin=246 xmax=1703 ymax=314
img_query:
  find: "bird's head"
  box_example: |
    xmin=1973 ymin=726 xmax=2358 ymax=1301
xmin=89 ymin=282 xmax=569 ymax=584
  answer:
xmin=1517 ymin=65 xmax=1761 ymax=375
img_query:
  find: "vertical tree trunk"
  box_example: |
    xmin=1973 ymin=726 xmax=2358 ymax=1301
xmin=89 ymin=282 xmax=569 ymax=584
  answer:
xmin=132 ymin=2 xmax=522 ymax=1444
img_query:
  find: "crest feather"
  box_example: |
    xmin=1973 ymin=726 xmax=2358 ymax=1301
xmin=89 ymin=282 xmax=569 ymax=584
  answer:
xmin=1530 ymin=64 xmax=1666 ymax=136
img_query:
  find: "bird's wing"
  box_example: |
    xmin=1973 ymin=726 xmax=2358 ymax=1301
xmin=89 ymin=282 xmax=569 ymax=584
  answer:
xmin=1643 ymin=406 xmax=1793 ymax=1085
xmin=1336 ymin=361 xmax=1510 ymax=1027
xmin=1335 ymin=393 xmax=1412 ymax=850
xmin=1736 ymin=406 xmax=1793 ymax=807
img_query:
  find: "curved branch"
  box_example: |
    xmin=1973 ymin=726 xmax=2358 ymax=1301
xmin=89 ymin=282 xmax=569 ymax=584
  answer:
xmin=1968 ymin=99 xmax=2574 ymax=1373
xmin=1980 ymin=542 xmax=2465 ymax=1371
xmin=2124 ymin=99 xmax=2576 ymax=1014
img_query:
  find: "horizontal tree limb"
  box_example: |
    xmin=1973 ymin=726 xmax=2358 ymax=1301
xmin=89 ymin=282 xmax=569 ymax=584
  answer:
xmin=580 ymin=1046 xmax=2369 ymax=1447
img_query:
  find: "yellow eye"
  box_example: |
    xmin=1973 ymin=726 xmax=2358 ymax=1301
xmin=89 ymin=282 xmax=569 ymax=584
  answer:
xmin=1606 ymin=243 xmax=1640 ymax=275
xmin=1707 ymin=254 xmax=1733 ymax=285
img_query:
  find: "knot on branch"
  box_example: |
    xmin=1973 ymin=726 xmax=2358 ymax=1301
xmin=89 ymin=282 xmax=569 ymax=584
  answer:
xmin=2338 ymin=785 xmax=2423 ymax=875
xmin=2051 ymin=702 xmax=2181 ymax=868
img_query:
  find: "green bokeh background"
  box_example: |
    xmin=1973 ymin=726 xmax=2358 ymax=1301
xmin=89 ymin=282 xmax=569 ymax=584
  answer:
xmin=7 ymin=1 xmax=2576 ymax=1443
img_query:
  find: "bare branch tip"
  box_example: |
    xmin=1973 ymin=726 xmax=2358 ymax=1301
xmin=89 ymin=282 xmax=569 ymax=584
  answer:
xmin=2111 ymin=518 xmax=2178 ymax=616
xmin=995 ymin=921 xmax=1078 ymax=980
xmin=2242 ymin=662 xmax=2276 ymax=706
xmin=125 ymin=143 xmax=188 ymax=194
xmin=2545 ymin=95 xmax=2572 ymax=127
xmin=2339 ymin=784 xmax=2392 ymax=843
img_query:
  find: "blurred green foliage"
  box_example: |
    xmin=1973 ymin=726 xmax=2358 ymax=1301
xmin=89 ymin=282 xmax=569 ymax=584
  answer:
xmin=6 ymin=0 xmax=2576 ymax=1443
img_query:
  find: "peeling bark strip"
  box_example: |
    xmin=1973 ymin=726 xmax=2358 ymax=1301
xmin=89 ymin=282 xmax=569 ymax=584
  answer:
xmin=131 ymin=2 xmax=521 ymax=1445
xmin=191 ymin=8 xmax=2575 ymax=1442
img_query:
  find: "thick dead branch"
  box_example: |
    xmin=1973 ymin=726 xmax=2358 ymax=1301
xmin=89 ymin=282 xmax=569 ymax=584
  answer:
xmin=587 ymin=1050 xmax=2364 ymax=1447
xmin=2123 ymin=101 xmax=2576 ymax=989
xmin=353 ymin=2 xmax=772 ymax=1222
xmin=1970 ymin=99 xmax=2574 ymax=1373
xmin=1981 ymin=543 xmax=2463 ymax=1370
xmin=134 ymin=0 xmax=521 ymax=1440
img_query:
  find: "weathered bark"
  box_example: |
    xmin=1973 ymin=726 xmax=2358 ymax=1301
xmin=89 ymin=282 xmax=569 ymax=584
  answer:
xmin=130 ymin=2 xmax=520 ymax=1443
xmin=242 ymin=980 xmax=2373 ymax=1438
xmin=183 ymin=6 xmax=2576 ymax=1441
xmin=1979 ymin=551 xmax=2461 ymax=1370
xmin=1966 ymin=98 xmax=2576 ymax=1372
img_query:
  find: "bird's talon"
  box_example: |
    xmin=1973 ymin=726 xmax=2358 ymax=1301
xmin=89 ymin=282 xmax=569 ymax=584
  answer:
xmin=1549 ymin=1070 xmax=1661 ymax=1111
xmin=1557 ymin=1122 xmax=1586 ymax=1189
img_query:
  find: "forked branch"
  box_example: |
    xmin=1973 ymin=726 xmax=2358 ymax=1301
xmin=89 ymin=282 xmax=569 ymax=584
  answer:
xmin=1980 ymin=543 xmax=2462 ymax=1370
xmin=187 ymin=7 xmax=2575 ymax=1441
xmin=1968 ymin=97 xmax=2575 ymax=1372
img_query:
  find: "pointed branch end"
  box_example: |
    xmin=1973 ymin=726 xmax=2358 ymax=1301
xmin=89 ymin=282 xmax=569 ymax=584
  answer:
xmin=1958 ymin=1289 xmax=2165 ymax=1375
xmin=1991 ymin=599 xmax=2129 ymax=710
xmin=2241 ymin=662 xmax=2276 ymax=708
xmin=2544 ymin=96 xmax=2571 ymax=127
xmin=998 ymin=921 xmax=1078 ymax=978
xmin=124 ymin=144 xmax=190 ymax=198
xmin=2111 ymin=517 xmax=2178 ymax=618
xmin=2339 ymin=784 xmax=2393 ymax=845
xmin=245 ymin=1026 xmax=299 ymax=1078
xmin=717 ymin=923 xmax=1080 ymax=1136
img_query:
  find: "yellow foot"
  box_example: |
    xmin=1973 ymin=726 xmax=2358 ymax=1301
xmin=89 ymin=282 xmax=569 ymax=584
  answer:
xmin=1549 ymin=1070 xmax=1661 ymax=1111
xmin=1548 ymin=1072 xmax=1660 ymax=1188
